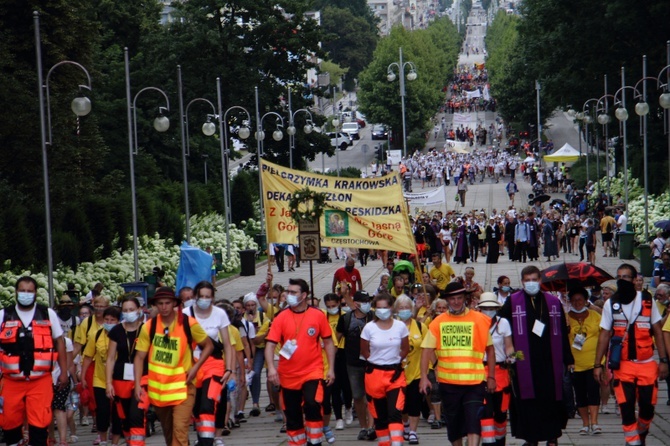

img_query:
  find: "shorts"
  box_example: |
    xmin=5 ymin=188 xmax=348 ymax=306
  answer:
xmin=52 ymin=381 xmax=72 ymax=411
xmin=403 ymin=379 xmax=421 ymax=417
xmin=439 ymin=382 xmax=486 ymax=442
xmin=428 ymin=370 xmax=441 ymax=404
xmin=572 ymin=370 xmax=600 ymax=408
xmin=586 ymin=245 xmax=595 ymax=253
xmin=346 ymin=364 xmax=366 ymax=400
xmin=602 ymin=233 xmax=613 ymax=242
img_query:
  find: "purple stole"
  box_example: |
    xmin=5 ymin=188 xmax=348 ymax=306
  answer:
xmin=510 ymin=290 xmax=563 ymax=400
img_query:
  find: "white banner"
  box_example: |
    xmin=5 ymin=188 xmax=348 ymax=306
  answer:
xmin=388 ymin=150 xmax=403 ymax=166
xmin=465 ymin=89 xmax=481 ymax=99
xmin=453 ymin=113 xmax=473 ymax=124
xmin=404 ymin=186 xmax=447 ymax=213
xmin=444 ymin=140 xmax=471 ymax=153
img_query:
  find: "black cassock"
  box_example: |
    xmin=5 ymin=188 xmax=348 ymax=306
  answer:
xmin=499 ymin=292 xmax=574 ymax=443
xmin=485 ymin=224 xmax=501 ymax=263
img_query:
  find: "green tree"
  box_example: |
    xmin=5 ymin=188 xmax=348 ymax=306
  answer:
xmin=320 ymin=6 xmax=378 ymax=83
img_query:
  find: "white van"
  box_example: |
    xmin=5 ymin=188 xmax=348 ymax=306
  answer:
xmin=341 ymin=122 xmax=360 ymax=140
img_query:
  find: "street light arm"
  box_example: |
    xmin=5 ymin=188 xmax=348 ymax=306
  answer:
xmin=613 ymin=85 xmax=642 ymax=106
xmin=131 ymin=87 xmax=171 ymax=153
xmin=44 ymin=60 xmax=94 ymax=145
xmin=632 ymin=76 xmax=659 ymax=101
xmin=184 ymin=98 xmax=217 ymax=157
xmin=596 ymin=93 xmax=616 ymax=113
xmin=656 ymin=65 xmax=670 ymax=89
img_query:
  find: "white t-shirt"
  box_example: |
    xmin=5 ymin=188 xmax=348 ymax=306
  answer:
xmin=184 ymin=306 xmax=230 ymax=358
xmin=52 ymin=337 xmax=74 ymax=384
xmin=0 ymin=305 xmax=64 ymax=340
xmin=600 ymin=293 xmax=662 ymax=330
xmin=485 ymin=317 xmax=512 ymax=363
xmin=617 ymin=214 xmax=628 ymax=232
xmin=600 ymin=294 xmax=661 ymax=363
xmin=361 ymin=319 xmax=409 ymax=365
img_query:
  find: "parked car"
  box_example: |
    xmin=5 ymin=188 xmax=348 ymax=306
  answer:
xmin=371 ymin=124 xmax=388 ymax=140
xmin=341 ymin=122 xmax=360 ymax=140
xmin=327 ymin=132 xmax=352 ymax=150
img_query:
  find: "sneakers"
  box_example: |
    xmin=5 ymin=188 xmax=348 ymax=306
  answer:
xmin=249 ymin=406 xmax=261 ymax=417
xmin=408 ymin=432 xmax=419 ymax=445
xmin=579 ymin=426 xmax=589 ymax=435
xmin=357 ymin=429 xmax=368 ymax=440
xmin=214 ymin=438 xmax=225 ymax=446
xmin=69 ymin=435 xmax=78 ymax=443
xmin=274 ymin=412 xmax=284 ymax=423
xmin=366 ymin=428 xmax=377 ymax=441
xmin=344 ymin=409 xmax=353 ymax=425
xmin=235 ymin=411 xmax=247 ymax=423
xmin=80 ymin=418 xmax=90 ymax=427
xmin=93 ymin=436 xmax=101 ymax=445
xmin=323 ymin=426 xmax=336 ymax=444
xmin=591 ymin=424 xmax=602 ymax=435
xmin=427 ymin=413 xmax=435 ymax=424
xmin=335 ymin=419 xmax=344 ymax=430
xmin=431 ymin=420 xmax=442 ymax=430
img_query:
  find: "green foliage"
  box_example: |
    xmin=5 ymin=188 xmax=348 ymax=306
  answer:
xmin=230 ymin=171 xmax=257 ymax=225
xmin=320 ymin=6 xmax=378 ymax=82
xmin=325 ymin=167 xmax=362 ymax=178
xmin=357 ymin=19 xmax=460 ymax=150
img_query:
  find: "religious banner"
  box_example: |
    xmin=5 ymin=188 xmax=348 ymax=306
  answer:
xmin=452 ymin=113 xmax=474 ymax=124
xmin=404 ymin=186 xmax=447 ymax=213
xmin=260 ymin=159 xmax=416 ymax=252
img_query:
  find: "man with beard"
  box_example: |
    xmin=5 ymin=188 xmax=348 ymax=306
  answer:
xmin=596 ymin=264 xmax=668 ymax=446
xmin=332 ymin=257 xmax=363 ymax=294
xmin=498 ymin=266 xmax=574 ymax=446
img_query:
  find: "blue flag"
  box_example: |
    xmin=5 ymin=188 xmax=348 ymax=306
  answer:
xmin=176 ymin=242 xmax=213 ymax=292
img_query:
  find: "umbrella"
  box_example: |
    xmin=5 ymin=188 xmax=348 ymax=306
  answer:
xmin=654 ymin=220 xmax=670 ymax=232
xmin=540 ymin=262 xmax=614 ymax=292
xmin=550 ymin=199 xmax=567 ymax=206
xmin=533 ymin=194 xmax=550 ymax=203
xmin=523 ymin=156 xmax=536 ymax=163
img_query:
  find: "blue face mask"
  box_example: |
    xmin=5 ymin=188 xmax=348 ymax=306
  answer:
xmin=196 ymin=298 xmax=212 ymax=310
xmin=523 ymin=281 xmax=541 ymax=296
xmin=17 ymin=292 xmax=35 ymax=306
xmin=397 ymin=309 xmax=413 ymax=321
xmin=375 ymin=308 xmax=392 ymax=320
xmin=103 ymin=323 xmax=117 ymax=332
xmin=358 ymin=302 xmax=371 ymax=314
xmin=501 ymin=286 xmax=511 ymax=293
xmin=341 ymin=306 xmax=352 ymax=313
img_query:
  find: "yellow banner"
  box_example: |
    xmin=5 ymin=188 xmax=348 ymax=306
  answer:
xmin=260 ymin=159 xmax=416 ymax=252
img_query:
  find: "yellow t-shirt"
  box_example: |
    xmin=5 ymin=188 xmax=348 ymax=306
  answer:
xmin=567 ymin=310 xmax=602 ymax=372
xmin=429 ymin=264 xmax=455 ymax=291
xmin=253 ymin=312 xmax=271 ymax=348
xmin=228 ymin=325 xmax=244 ymax=352
xmin=83 ymin=327 xmax=110 ymax=389
xmin=74 ymin=316 xmax=100 ymax=347
xmin=135 ymin=316 xmax=208 ymax=384
xmin=403 ymin=319 xmax=427 ymax=383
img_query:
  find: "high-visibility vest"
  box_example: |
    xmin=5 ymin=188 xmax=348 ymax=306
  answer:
xmin=612 ymin=292 xmax=654 ymax=362
xmin=0 ymin=305 xmax=56 ymax=380
xmin=433 ymin=310 xmax=489 ymax=385
xmin=145 ymin=315 xmax=195 ymax=407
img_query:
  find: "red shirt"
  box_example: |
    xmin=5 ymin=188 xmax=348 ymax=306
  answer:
xmin=333 ymin=267 xmax=362 ymax=294
xmin=266 ymin=307 xmax=332 ymax=389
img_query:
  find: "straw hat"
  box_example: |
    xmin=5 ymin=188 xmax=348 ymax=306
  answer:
xmin=477 ymin=292 xmax=500 ymax=309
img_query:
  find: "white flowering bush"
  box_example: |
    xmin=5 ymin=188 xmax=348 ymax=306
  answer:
xmin=0 ymin=213 xmax=259 ymax=306
xmin=592 ymin=171 xmax=669 ymax=242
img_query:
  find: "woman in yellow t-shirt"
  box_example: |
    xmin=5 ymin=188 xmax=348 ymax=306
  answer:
xmin=82 ymin=306 xmax=122 ymax=446
xmin=395 ymin=295 xmax=427 ymax=444
xmin=567 ymin=287 xmax=603 ymax=435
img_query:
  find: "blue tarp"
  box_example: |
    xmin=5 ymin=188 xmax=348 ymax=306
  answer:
xmin=176 ymin=242 xmax=213 ymax=292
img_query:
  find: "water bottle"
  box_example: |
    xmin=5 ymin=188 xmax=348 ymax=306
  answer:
xmin=70 ymin=389 xmax=80 ymax=411
xmin=227 ymin=379 xmax=237 ymax=393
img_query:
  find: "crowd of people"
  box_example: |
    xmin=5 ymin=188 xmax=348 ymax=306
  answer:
xmin=3 ymin=237 xmax=670 ymax=446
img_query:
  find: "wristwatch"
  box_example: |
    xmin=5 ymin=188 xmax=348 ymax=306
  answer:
xmin=660 ymin=358 xmax=669 ymax=364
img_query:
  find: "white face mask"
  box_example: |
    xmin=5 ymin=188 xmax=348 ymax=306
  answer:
xmin=523 ymin=281 xmax=541 ymax=296
xmin=183 ymin=299 xmax=195 ymax=309
xmin=287 ymin=294 xmax=302 ymax=308
xmin=482 ymin=309 xmax=497 ymax=318
xmin=17 ymin=292 xmax=36 ymax=306
xmin=570 ymin=306 xmax=588 ymax=314
xmin=375 ymin=308 xmax=392 ymax=320
xmin=123 ymin=311 xmax=141 ymax=324
xmin=326 ymin=307 xmax=340 ymax=315
xmin=196 ymin=298 xmax=212 ymax=310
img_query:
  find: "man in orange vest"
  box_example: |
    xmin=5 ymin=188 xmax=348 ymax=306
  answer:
xmin=134 ymin=287 xmax=214 ymax=446
xmin=595 ymin=264 xmax=669 ymax=446
xmin=419 ymin=281 xmax=496 ymax=446
xmin=0 ymin=276 xmax=68 ymax=446
xmin=266 ymin=278 xmax=336 ymax=446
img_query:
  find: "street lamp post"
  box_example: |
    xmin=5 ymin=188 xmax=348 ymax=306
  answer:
xmin=202 ymin=154 xmax=209 ymax=184
xmin=633 ymin=56 xmax=655 ymax=242
xmin=596 ymin=79 xmax=615 ymax=203
xmin=255 ymin=86 xmax=285 ymax=239
xmin=387 ymin=47 xmax=418 ymax=159
xmin=331 ymin=113 xmax=343 ymax=176
xmin=218 ymin=80 xmax=252 ymax=260
xmin=535 ymin=80 xmax=542 ymax=164
xmin=35 ymin=11 xmax=93 ymax=305
xmin=125 ymin=47 xmax=171 ymax=281
xmin=657 ymin=41 xmax=670 ymax=191
xmin=287 ymin=87 xmax=314 ymax=169
xmin=581 ymin=98 xmax=598 ymax=186
xmin=177 ymin=65 xmax=217 ymax=243
xmin=613 ymin=66 xmax=638 ymax=213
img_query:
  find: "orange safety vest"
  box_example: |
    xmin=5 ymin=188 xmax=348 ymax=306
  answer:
xmin=611 ymin=292 xmax=654 ymax=362
xmin=433 ymin=310 xmax=489 ymax=385
xmin=0 ymin=305 xmax=56 ymax=380
xmin=145 ymin=314 xmax=195 ymax=407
